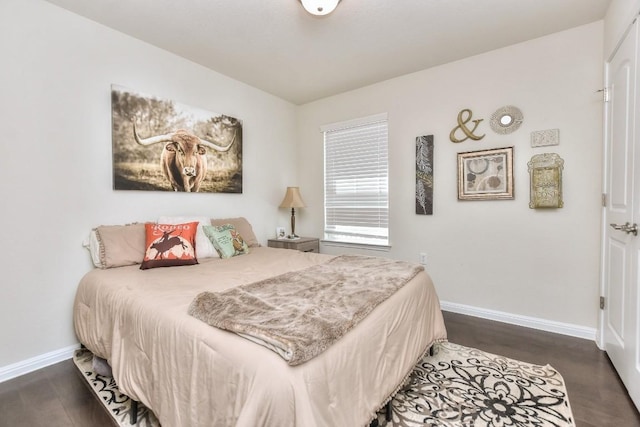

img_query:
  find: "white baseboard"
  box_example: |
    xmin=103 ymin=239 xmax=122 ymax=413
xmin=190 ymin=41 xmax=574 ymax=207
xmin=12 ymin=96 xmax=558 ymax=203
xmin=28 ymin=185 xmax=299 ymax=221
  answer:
xmin=0 ymin=343 xmax=80 ymax=383
xmin=440 ymin=301 xmax=597 ymax=341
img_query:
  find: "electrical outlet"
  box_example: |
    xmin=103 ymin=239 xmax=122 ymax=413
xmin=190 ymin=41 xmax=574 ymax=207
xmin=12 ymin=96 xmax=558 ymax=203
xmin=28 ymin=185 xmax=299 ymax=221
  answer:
xmin=419 ymin=252 xmax=427 ymax=266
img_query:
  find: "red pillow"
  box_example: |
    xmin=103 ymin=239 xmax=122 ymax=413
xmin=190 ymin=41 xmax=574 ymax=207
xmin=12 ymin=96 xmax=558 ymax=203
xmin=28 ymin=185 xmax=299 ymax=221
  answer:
xmin=140 ymin=222 xmax=199 ymax=270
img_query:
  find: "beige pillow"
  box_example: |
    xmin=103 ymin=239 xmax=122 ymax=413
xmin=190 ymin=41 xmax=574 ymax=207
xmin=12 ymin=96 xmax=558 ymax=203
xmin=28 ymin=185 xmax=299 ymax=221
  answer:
xmin=210 ymin=217 xmax=260 ymax=247
xmin=91 ymin=223 xmax=146 ymax=268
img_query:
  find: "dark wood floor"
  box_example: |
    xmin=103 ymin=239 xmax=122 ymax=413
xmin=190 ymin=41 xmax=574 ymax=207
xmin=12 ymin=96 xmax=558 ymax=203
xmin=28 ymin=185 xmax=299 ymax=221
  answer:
xmin=0 ymin=311 xmax=638 ymax=426
xmin=0 ymin=351 xmax=116 ymax=427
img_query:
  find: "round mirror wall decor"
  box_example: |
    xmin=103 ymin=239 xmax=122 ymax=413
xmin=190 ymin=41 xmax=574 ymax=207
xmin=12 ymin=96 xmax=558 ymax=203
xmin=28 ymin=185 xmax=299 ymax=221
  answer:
xmin=490 ymin=105 xmax=523 ymax=135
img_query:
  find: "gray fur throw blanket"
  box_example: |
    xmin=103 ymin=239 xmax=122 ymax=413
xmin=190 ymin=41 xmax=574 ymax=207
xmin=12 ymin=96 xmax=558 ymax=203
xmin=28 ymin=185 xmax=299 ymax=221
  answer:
xmin=188 ymin=255 xmax=424 ymax=365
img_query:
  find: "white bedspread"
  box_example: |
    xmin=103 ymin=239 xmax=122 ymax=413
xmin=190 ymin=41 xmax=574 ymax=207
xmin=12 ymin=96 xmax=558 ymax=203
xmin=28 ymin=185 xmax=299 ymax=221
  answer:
xmin=73 ymin=247 xmax=447 ymax=427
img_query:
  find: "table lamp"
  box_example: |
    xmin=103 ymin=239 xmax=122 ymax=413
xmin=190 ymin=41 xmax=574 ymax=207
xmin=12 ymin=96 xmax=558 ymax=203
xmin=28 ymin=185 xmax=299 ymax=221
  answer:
xmin=279 ymin=187 xmax=306 ymax=238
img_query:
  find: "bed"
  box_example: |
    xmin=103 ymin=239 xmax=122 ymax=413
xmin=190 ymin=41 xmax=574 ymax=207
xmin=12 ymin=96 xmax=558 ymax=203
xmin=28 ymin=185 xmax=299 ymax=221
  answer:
xmin=74 ymin=220 xmax=447 ymax=427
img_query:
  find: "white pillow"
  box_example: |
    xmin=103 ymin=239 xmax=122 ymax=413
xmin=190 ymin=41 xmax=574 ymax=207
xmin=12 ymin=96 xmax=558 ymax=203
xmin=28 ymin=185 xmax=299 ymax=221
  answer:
xmin=157 ymin=216 xmax=219 ymax=259
xmin=83 ymin=231 xmax=102 ymax=268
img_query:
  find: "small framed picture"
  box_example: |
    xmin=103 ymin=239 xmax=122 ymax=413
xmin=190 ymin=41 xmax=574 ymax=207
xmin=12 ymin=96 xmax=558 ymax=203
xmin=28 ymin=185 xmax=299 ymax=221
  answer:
xmin=276 ymin=227 xmax=286 ymax=239
xmin=528 ymin=153 xmax=564 ymax=208
xmin=457 ymin=147 xmax=514 ymax=201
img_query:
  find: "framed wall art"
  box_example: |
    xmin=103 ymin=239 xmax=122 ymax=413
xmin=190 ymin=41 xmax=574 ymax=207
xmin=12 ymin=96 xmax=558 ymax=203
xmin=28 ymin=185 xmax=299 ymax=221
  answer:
xmin=111 ymin=84 xmax=243 ymax=193
xmin=530 ymin=129 xmax=560 ymax=147
xmin=528 ymin=153 xmax=564 ymax=208
xmin=457 ymin=147 xmax=514 ymax=201
xmin=415 ymin=135 xmax=434 ymax=215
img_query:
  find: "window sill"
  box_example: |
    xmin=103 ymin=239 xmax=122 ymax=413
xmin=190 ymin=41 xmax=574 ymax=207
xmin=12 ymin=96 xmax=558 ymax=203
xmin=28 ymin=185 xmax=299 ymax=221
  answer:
xmin=320 ymin=240 xmax=391 ymax=252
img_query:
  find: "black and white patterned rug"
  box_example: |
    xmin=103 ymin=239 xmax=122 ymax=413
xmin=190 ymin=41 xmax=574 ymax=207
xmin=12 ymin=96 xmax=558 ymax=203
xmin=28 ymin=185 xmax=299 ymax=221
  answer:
xmin=73 ymin=342 xmax=574 ymax=427
xmin=73 ymin=349 xmax=160 ymax=427
xmin=376 ymin=342 xmax=575 ymax=427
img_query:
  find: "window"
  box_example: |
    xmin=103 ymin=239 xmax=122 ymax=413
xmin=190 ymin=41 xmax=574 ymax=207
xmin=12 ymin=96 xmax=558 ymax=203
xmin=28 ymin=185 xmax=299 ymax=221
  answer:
xmin=322 ymin=113 xmax=389 ymax=246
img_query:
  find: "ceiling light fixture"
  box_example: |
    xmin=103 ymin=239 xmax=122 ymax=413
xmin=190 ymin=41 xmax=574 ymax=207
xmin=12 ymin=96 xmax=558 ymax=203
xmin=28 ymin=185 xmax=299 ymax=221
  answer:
xmin=299 ymin=0 xmax=341 ymax=16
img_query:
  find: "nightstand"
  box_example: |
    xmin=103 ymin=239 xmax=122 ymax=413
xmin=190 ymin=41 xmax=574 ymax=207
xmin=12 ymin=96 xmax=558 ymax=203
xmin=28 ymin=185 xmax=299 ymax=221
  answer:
xmin=267 ymin=237 xmax=320 ymax=253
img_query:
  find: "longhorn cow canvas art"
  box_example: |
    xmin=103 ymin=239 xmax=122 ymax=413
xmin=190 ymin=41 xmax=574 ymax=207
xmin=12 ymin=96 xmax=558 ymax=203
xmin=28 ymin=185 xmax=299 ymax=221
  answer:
xmin=111 ymin=85 xmax=243 ymax=193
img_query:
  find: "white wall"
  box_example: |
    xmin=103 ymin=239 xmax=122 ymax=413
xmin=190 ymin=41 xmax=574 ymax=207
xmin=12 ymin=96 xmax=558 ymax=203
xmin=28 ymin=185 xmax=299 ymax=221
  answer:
xmin=296 ymin=22 xmax=604 ymax=330
xmin=0 ymin=0 xmax=297 ymax=368
xmin=604 ymin=0 xmax=640 ymax=59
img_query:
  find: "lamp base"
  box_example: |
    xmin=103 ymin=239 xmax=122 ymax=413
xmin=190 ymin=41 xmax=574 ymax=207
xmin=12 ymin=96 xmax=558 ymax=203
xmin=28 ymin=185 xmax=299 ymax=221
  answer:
xmin=290 ymin=207 xmax=298 ymax=239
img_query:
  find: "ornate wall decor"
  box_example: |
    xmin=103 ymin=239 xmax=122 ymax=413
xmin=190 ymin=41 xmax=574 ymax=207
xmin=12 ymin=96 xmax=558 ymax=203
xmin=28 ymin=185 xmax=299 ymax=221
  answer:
xmin=489 ymin=105 xmax=523 ymax=135
xmin=528 ymin=153 xmax=564 ymax=208
xmin=111 ymin=84 xmax=243 ymax=193
xmin=531 ymin=129 xmax=560 ymax=147
xmin=450 ymin=109 xmax=485 ymax=142
xmin=416 ymin=135 xmax=434 ymax=215
xmin=457 ymin=147 xmax=514 ymax=201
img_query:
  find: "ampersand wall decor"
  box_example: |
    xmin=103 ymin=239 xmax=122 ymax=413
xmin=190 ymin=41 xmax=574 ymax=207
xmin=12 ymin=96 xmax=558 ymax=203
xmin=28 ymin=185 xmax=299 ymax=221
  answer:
xmin=449 ymin=109 xmax=485 ymax=143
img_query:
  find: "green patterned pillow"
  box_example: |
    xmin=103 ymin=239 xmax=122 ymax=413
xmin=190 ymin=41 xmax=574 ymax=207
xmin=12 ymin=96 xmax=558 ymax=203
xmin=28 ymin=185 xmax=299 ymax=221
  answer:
xmin=202 ymin=224 xmax=250 ymax=259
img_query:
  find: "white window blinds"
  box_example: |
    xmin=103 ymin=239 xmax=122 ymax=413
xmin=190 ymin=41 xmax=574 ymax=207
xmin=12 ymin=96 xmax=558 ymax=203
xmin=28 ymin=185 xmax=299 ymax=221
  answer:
xmin=323 ymin=114 xmax=389 ymax=246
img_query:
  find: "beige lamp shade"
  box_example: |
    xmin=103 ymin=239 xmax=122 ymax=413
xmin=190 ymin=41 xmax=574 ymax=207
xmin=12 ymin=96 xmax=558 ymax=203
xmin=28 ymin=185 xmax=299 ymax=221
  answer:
xmin=279 ymin=187 xmax=305 ymax=238
xmin=279 ymin=187 xmax=306 ymax=208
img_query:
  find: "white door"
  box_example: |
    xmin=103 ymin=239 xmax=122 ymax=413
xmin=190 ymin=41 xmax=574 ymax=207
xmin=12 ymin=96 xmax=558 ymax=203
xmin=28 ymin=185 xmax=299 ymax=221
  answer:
xmin=602 ymin=17 xmax=640 ymax=410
